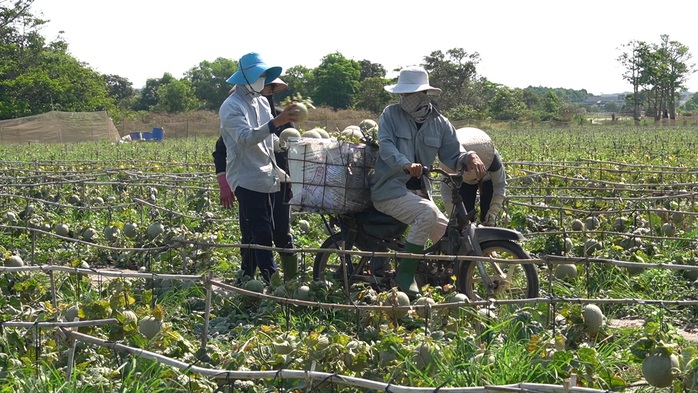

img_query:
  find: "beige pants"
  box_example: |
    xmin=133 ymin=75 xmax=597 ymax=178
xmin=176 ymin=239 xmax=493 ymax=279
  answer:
xmin=373 ymin=190 xmax=448 ymax=246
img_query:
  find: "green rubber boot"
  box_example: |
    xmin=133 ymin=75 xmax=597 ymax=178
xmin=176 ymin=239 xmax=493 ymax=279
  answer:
xmin=280 ymin=254 xmax=298 ymax=282
xmin=395 ymin=242 xmax=424 ymax=298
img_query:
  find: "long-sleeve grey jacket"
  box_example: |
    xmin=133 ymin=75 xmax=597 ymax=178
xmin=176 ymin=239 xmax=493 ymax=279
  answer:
xmin=369 ymin=104 xmax=470 ymax=202
xmin=219 ymin=87 xmax=281 ymax=194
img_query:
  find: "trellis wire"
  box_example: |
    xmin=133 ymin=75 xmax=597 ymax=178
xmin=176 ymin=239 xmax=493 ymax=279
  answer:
xmin=57 ymin=327 xmax=607 ymax=393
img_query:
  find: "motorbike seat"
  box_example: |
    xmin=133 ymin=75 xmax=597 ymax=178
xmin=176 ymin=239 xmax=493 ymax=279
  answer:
xmin=353 ymin=206 xmax=407 ymax=240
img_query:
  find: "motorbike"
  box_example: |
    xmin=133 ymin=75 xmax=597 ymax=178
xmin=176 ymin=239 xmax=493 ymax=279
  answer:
xmin=313 ymin=167 xmax=539 ymax=301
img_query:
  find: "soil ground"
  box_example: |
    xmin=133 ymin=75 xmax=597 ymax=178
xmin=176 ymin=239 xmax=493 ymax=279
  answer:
xmin=609 ymin=318 xmax=698 ymax=343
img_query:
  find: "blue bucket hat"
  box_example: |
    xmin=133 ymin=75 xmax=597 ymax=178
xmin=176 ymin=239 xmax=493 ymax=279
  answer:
xmin=226 ymin=52 xmax=282 ymax=86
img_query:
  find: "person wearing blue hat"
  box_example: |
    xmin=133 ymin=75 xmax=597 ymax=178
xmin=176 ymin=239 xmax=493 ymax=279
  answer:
xmin=214 ymin=77 xmax=299 ymax=282
xmin=219 ymin=52 xmax=302 ymax=284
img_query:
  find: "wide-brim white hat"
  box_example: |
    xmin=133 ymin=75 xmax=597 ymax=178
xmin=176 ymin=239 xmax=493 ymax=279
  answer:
xmin=384 ymin=66 xmax=442 ymax=95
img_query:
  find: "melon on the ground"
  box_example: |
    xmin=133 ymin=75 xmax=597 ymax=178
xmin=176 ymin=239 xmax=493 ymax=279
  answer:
xmin=581 ymin=304 xmax=604 ymax=334
xmin=82 ymin=227 xmax=97 ymax=241
xmin=138 ymin=316 xmax=163 ymax=340
xmin=661 ymin=222 xmax=676 ymax=236
xmin=386 ymin=291 xmax=410 ymax=318
xmin=54 ymin=223 xmax=70 ymax=236
xmin=103 ymin=226 xmax=120 ymax=241
xmin=3 ymin=211 xmax=18 ymax=224
xmin=555 ymin=264 xmax=578 ymax=280
xmin=448 ymin=293 xmax=468 ymax=303
xmin=413 ymin=297 xmax=436 ymax=318
xmin=298 ymin=219 xmax=310 ymax=233
xmin=585 ymin=216 xmax=600 ymax=230
xmin=5 ymin=255 xmax=24 ymax=267
xmin=68 ymin=194 xmax=81 ymax=205
xmin=123 ymin=223 xmax=138 ymax=238
xmin=294 ymin=285 xmax=312 ymax=300
xmin=563 ymin=237 xmax=573 ymax=253
xmin=642 ymin=348 xmax=679 ymax=387
xmin=65 ymin=305 xmax=79 ymax=322
xmin=412 ymin=343 xmax=436 ymax=369
xmin=244 ymin=279 xmax=265 ymax=293
xmin=146 ymin=222 xmax=164 ymax=239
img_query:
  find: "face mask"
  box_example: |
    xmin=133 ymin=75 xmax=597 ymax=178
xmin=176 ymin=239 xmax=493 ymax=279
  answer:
xmin=248 ymin=77 xmax=266 ymax=93
xmin=400 ymin=92 xmax=427 ymax=112
xmin=400 ymin=92 xmax=431 ymax=122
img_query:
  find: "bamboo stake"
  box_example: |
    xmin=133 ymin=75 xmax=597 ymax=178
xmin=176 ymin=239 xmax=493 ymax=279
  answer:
xmin=201 ymin=271 xmax=213 ymax=351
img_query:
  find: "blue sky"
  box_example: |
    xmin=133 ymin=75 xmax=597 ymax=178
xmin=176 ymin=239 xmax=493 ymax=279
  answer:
xmin=32 ymin=0 xmax=698 ymax=94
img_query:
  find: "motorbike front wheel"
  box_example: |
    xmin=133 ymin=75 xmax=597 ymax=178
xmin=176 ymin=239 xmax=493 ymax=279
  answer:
xmin=458 ymin=240 xmax=539 ymax=301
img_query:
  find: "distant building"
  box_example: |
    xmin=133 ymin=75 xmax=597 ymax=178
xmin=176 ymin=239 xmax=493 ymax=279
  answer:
xmin=584 ymin=94 xmax=626 ymax=109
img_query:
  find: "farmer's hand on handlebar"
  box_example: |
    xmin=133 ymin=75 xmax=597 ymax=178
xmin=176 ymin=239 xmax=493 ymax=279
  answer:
xmin=403 ymin=163 xmax=424 ymax=177
xmin=459 ymin=152 xmax=486 ymax=180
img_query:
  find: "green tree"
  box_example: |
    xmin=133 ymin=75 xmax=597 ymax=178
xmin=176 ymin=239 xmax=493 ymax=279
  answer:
xmin=681 ymin=92 xmax=698 ymax=112
xmin=133 ymin=73 xmax=176 ymax=111
xmin=422 ymin=48 xmax=480 ymax=112
xmin=487 ymin=86 xmax=527 ymax=120
xmin=354 ymin=76 xmax=391 ymax=114
xmin=657 ymin=34 xmax=694 ymax=120
xmin=279 ymin=65 xmax=314 ymax=105
xmin=619 ymin=36 xmax=694 ymax=123
xmin=540 ymin=91 xmax=562 ymax=121
xmin=104 ymin=74 xmax=136 ymax=110
xmin=358 ymin=60 xmax=386 ymax=80
xmin=0 ymin=0 xmax=114 ymax=119
xmin=522 ymin=88 xmax=541 ymax=110
xmin=186 ymin=57 xmax=236 ymax=110
xmin=1 ymin=37 xmax=113 ymax=118
xmin=618 ymin=40 xmax=651 ymax=122
xmin=312 ymin=52 xmax=360 ymax=109
xmin=152 ymin=78 xmax=202 ymax=113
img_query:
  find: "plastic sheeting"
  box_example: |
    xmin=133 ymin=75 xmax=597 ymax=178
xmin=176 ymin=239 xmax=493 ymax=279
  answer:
xmin=0 ymin=111 xmax=121 ymax=144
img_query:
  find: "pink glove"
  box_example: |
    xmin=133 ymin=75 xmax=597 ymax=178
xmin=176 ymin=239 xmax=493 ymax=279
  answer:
xmin=217 ymin=174 xmax=235 ymax=208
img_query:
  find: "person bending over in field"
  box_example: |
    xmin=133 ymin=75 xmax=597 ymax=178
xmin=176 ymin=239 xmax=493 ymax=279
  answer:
xmin=439 ymin=127 xmax=507 ymax=226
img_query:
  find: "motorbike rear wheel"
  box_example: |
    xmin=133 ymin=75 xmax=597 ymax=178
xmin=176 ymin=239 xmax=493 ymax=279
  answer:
xmin=458 ymin=240 xmax=539 ymax=301
xmin=313 ymin=232 xmax=392 ymax=290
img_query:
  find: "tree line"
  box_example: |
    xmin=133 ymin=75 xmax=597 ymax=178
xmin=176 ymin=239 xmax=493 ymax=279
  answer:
xmin=2 ymin=0 xmax=696 ymax=124
xmin=618 ymin=35 xmax=697 ymax=122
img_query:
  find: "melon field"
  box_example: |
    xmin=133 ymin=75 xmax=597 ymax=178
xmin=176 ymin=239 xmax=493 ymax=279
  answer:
xmin=0 ymin=125 xmax=697 ymax=393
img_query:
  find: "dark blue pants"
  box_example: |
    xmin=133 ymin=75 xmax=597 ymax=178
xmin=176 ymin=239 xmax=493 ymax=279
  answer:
xmin=235 ymin=186 xmax=293 ymax=283
xmin=459 ymin=179 xmax=493 ymax=222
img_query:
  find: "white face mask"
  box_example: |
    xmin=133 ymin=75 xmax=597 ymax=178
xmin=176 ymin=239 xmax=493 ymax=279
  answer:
xmin=248 ymin=77 xmax=266 ymax=93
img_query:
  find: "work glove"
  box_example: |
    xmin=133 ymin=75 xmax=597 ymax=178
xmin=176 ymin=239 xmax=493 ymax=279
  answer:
xmin=217 ymin=173 xmax=235 ymax=208
xmin=483 ymin=211 xmax=497 ymax=226
xmin=483 ymin=195 xmax=504 ymax=226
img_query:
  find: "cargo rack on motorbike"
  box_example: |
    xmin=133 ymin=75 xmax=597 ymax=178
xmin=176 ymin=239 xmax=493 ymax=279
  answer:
xmin=286 ymin=137 xmax=379 ymax=214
